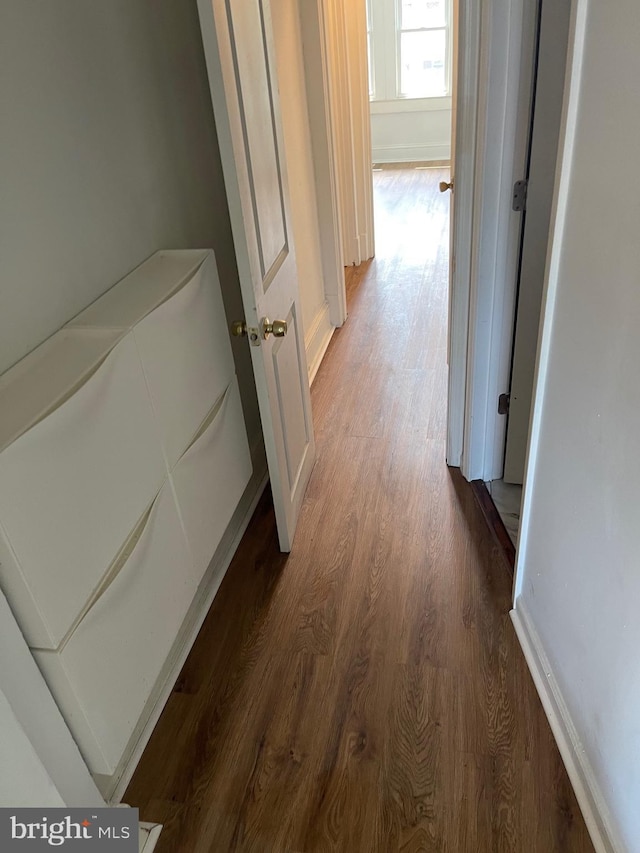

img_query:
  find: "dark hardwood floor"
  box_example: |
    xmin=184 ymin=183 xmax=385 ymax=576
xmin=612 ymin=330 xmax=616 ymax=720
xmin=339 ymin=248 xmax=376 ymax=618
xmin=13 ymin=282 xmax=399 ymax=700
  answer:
xmin=126 ymin=165 xmax=594 ymax=852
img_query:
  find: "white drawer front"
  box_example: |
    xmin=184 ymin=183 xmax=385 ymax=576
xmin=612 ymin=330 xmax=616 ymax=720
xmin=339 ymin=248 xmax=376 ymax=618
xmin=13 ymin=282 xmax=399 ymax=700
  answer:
xmin=133 ymin=253 xmax=235 ymax=468
xmin=33 ymin=479 xmax=194 ymax=776
xmin=0 ymin=328 xmax=125 ymax=456
xmin=172 ymin=377 xmax=252 ymax=586
xmin=67 ymin=250 xmax=210 ymax=331
xmin=0 ymin=334 xmax=166 ymax=648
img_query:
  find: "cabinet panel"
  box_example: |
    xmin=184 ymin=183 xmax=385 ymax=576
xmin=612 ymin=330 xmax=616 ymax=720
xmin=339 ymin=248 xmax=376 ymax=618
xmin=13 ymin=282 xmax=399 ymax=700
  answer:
xmin=0 ymin=334 xmax=166 ymax=648
xmin=33 ymin=479 xmax=194 ymax=775
xmin=0 ymin=328 xmax=124 ymax=455
xmin=67 ymin=250 xmax=210 ymax=332
xmin=133 ymin=253 xmax=235 ymax=468
xmin=172 ymin=377 xmax=252 ymax=585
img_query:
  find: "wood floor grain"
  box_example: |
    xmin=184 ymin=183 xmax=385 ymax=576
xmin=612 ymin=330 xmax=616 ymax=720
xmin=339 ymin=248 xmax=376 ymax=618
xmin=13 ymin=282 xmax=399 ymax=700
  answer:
xmin=125 ymin=166 xmax=594 ymax=852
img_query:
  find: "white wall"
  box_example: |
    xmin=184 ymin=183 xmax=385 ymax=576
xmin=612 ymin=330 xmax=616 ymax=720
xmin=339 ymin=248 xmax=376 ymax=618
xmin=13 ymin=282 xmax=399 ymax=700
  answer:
xmin=0 ymin=0 xmax=261 ymax=446
xmin=271 ymin=0 xmax=334 ymax=381
xmin=514 ymin=0 xmax=640 ymax=849
xmin=370 ymin=98 xmax=452 ymax=163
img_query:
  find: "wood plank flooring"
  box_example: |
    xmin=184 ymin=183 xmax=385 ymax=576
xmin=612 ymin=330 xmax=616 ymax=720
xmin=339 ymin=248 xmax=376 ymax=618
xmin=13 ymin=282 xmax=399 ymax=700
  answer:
xmin=125 ymin=166 xmax=594 ymax=852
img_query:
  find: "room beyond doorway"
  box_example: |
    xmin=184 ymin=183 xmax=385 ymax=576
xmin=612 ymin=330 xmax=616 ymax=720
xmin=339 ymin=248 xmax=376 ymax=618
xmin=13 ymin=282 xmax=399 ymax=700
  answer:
xmin=327 ymin=162 xmax=453 ymax=443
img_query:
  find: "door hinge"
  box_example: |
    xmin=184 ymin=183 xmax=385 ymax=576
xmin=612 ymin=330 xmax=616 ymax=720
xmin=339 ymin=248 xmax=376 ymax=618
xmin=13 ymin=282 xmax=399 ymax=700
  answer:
xmin=498 ymin=393 xmax=510 ymax=415
xmin=512 ymin=179 xmax=528 ymax=212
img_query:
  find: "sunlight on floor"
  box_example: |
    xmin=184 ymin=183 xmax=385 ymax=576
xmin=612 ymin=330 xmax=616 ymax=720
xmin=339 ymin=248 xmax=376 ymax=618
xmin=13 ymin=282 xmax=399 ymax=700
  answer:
xmin=372 ymin=164 xmax=451 ymax=267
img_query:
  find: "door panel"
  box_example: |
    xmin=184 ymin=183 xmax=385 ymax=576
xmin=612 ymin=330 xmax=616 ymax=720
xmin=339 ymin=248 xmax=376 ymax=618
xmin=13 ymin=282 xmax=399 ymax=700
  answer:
xmin=503 ymin=0 xmax=571 ymax=483
xmin=197 ymin=0 xmax=315 ymax=550
xmin=446 ymin=0 xmax=458 ymax=367
xmin=272 ymin=306 xmax=311 ymax=492
xmin=229 ymin=2 xmax=288 ymax=283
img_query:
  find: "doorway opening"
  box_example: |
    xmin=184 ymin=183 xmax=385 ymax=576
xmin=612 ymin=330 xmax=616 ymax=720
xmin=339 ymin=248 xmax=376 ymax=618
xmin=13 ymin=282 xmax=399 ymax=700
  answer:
xmin=295 ymin=0 xmax=458 ymax=507
xmin=349 ymin=0 xmax=455 ymax=440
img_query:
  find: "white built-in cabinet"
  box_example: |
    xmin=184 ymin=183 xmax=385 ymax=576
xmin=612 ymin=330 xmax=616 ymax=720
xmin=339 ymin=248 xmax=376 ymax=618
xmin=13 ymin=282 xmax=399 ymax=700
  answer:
xmin=0 ymin=250 xmax=252 ymax=776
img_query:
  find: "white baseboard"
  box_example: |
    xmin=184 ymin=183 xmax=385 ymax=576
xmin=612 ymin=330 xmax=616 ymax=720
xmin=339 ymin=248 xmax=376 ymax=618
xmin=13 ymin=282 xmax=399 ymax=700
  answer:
xmin=510 ymin=601 xmax=621 ymax=853
xmin=305 ymin=302 xmax=334 ymax=385
xmin=372 ymin=142 xmax=451 ymax=164
xmin=96 ymin=444 xmax=268 ymax=803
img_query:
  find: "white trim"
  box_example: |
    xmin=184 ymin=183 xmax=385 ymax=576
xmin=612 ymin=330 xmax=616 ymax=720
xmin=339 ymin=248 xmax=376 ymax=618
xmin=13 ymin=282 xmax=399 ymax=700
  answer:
xmin=513 ymin=0 xmax=587 ymax=602
xmin=460 ymin=0 xmax=537 ymax=482
xmin=98 ymin=449 xmax=269 ymax=803
xmin=372 ymin=142 xmax=451 ymax=163
xmin=445 ymin=0 xmax=480 ymax=467
xmin=324 ymin=0 xmax=357 ymax=265
xmin=370 ymin=96 xmax=452 ymax=114
xmin=510 ymin=601 xmax=622 ymax=853
xmin=351 ymin=0 xmax=376 ymax=264
xmin=300 ymin=0 xmax=347 ymax=327
xmin=305 ymin=302 xmax=334 ymax=385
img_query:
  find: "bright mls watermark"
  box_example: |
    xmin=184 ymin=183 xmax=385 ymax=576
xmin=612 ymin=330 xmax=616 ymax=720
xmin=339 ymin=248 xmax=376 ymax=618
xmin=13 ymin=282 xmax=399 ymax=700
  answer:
xmin=0 ymin=809 xmax=138 ymax=850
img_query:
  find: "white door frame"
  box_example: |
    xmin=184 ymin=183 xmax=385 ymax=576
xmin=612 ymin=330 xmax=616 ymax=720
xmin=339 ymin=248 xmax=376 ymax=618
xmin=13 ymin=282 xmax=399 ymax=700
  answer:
xmin=314 ymin=0 xmax=375 ymax=270
xmin=512 ymin=0 xmax=586 ymax=603
xmin=341 ymin=0 xmax=375 ymax=266
xmin=503 ymin=0 xmax=571 ymax=485
xmin=447 ymin=0 xmax=538 ymax=481
xmin=446 ymin=0 xmax=481 ymax=468
xmin=299 ymin=0 xmax=347 ymax=327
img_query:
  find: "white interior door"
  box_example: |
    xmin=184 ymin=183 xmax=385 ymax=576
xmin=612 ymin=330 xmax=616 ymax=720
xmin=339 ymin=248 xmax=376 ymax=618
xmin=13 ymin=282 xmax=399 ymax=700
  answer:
xmin=443 ymin=14 xmax=456 ymax=369
xmin=445 ymin=0 xmax=479 ymax=468
xmin=197 ymin=0 xmax=315 ymax=551
xmin=503 ymin=0 xmax=571 ymax=483
xmin=445 ymin=0 xmax=458 ymax=323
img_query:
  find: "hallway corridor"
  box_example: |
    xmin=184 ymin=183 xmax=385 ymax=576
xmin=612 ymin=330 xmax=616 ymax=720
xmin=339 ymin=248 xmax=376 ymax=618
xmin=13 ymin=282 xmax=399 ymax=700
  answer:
xmin=126 ymin=166 xmax=593 ymax=852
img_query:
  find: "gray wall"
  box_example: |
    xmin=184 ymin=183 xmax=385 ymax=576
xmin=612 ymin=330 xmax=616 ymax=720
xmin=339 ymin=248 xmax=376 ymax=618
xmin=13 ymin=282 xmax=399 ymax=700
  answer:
xmin=0 ymin=0 xmax=260 ymax=444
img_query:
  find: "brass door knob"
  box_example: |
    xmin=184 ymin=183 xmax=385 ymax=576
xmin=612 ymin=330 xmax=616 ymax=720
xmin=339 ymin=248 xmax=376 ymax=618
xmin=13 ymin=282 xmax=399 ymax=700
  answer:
xmin=439 ymin=180 xmax=453 ymax=193
xmin=261 ymin=317 xmax=287 ymax=339
xmin=231 ymin=320 xmax=247 ymax=337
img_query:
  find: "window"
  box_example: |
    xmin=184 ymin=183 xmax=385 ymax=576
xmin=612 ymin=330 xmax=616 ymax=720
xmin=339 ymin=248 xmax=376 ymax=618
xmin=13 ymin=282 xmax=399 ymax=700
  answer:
xmin=367 ymin=0 xmax=451 ymax=102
